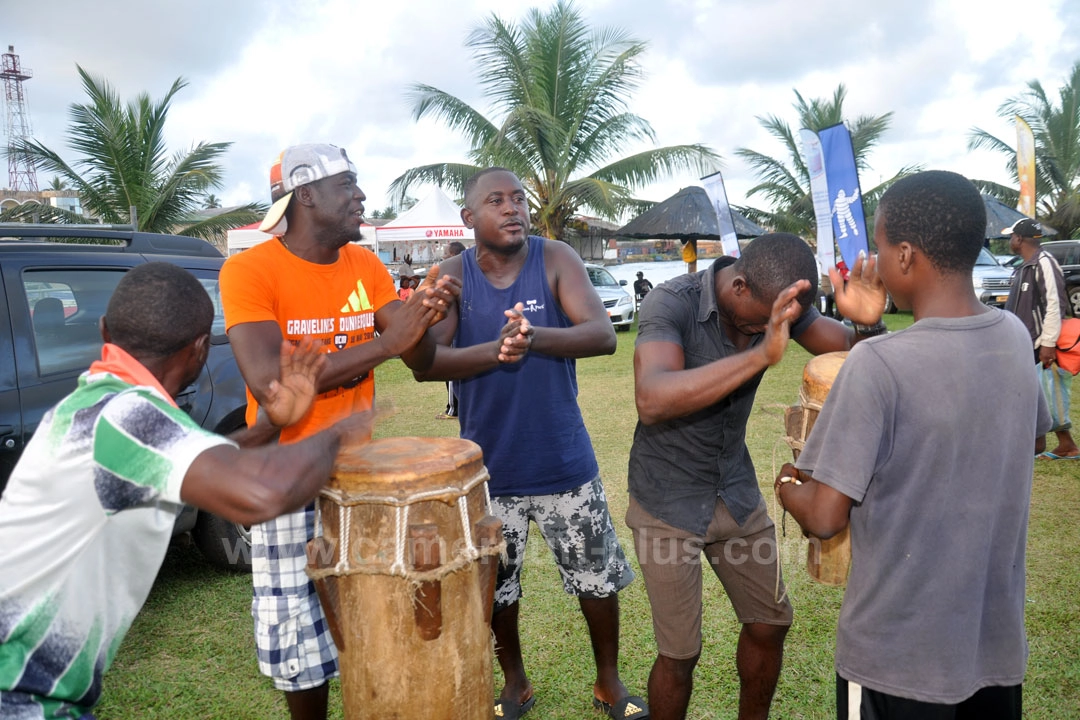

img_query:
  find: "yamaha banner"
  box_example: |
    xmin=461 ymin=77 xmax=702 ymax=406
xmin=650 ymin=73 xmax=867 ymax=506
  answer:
xmin=819 ymin=123 xmax=868 ymax=267
xmin=799 ymin=128 xmax=835 ymax=276
xmin=701 ymin=171 xmax=741 ymax=258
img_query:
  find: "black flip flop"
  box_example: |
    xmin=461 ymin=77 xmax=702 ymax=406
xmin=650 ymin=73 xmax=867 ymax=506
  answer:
xmin=593 ymin=694 xmax=650 ymax=719
xmin=494 ymin=695 xmax=535 ymax=719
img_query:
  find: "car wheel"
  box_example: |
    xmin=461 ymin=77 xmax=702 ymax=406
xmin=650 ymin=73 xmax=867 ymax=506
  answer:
xmin=193 ymin=511 xmax=253 ymax=572
xmin=884 ymin=293 xmax=898 ymax=314
xmin=1070 ymin=286 xmax=1080 ymax=318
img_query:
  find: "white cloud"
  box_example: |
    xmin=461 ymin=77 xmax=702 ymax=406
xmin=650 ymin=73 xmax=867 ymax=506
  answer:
xmin=5 ymin=0 xmax=1079 ymax=222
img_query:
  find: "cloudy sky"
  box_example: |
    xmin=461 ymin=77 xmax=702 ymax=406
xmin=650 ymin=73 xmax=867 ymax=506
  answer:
xmin=5 ymin=0 xmax=1079 ymax=221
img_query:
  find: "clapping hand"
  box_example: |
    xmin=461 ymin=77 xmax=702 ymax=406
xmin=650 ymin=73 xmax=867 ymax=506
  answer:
xmin=262 ymin=336 xmax=326 ymax=428
xmin=413 ymin=263 xmax=462 ymax=328
xmin=832 ymin=251 xmax=886 ymax=325
xmin=498 ymin=302 xmax=533 ymax=363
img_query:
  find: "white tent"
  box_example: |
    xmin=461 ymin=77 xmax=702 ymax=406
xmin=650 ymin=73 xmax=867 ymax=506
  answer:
xmin=226 ymin=222 xmax=378 ymax=256
xmin=375 ymin=187 xmax=473 ymax=263
xmin=226 ymin=223 xmax=273 ymax=255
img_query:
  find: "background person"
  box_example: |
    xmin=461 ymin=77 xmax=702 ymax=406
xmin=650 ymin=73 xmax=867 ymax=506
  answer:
xmin=220 ymin=144 xmax=457 ymax=720
xmin=398 ymin=273 xmax=415 ymax=302
xmin=1003 ymin=217 xmax=1079 ymax=459
xmin=629 ymin=232 xmax=888 ymax=720
xmin=633 ymin=271 xmax=654 ymax=311
xmin=413 ymin=168 xmax=647 ymax=720
xmin=0 ymin=262 xmax=367 ymax=720
xmin=778 ymin=170 xmax=1048 ymax=719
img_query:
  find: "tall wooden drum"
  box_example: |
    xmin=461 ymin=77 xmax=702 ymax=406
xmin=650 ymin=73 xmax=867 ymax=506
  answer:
xmin=306 ymin=436 xmax=504 ymax=719
xmin=782 ymin=351 xmax=852 ymax=586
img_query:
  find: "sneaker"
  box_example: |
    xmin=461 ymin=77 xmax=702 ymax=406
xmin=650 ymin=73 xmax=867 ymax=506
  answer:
xmin=435 ymin=413 xmax=458 ymax=420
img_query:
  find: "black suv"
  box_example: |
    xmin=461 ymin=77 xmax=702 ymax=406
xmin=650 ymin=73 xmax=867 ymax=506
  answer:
xmin=0 ymin=223 xmax=252 ymax=571
xmin=1039 ymin=240 xmax=1080 ymax=316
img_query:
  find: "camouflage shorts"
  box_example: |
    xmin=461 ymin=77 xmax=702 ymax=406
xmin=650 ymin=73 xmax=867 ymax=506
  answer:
xmin=490 ymin=476 xmax=634 ymax=612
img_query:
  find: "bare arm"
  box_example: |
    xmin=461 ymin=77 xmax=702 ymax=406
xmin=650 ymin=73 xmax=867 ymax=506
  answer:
xmin=635 ymin=280 xmax=805 ymax=425
xmin=377 ymin=265 xmax=462 ymax=372
xmin=528 ymin=241 xmax=616 ymax=359
xmin=180 ymin=411 xmax=372 ymax=526
xmin=228 ymin=268 xmax=459 ymax=402
xmin=412 ymin=255 xmax=541 ymax=382
xmin=773 ymin=463 xmax=854 ymax=539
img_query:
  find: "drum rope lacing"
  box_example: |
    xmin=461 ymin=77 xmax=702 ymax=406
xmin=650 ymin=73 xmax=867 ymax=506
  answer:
xmin=770 ymin=437 xmax=792 ymax=606
xmin=307 ymin=471 xmax=507 ymax=584
xmin=780 ymin=386 xmax=824 ymax=456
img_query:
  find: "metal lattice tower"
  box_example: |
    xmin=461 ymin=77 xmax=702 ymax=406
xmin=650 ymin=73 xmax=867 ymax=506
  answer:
xmin=1 ymin=45 xmax=37 ymax=192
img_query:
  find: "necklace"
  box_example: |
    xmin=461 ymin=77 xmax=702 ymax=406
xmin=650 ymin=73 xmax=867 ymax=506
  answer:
xmin=279 ymin=235 xmax=290 ymax=251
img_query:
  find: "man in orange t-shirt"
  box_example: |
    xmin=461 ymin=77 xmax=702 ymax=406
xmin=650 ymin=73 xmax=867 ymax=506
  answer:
xmin=220 ymin=144 xmax=458 ymax=720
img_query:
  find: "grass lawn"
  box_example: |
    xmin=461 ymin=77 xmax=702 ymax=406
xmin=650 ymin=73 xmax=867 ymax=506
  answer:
xmin=97 ymin=313 xmax=1080 ymax=719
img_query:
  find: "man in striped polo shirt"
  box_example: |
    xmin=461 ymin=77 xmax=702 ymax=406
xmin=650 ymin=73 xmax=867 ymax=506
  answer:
xmin=0 ymin=262 xmax=367 ymax=720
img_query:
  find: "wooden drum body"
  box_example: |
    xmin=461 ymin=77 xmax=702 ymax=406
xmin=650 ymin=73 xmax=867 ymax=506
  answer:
xmin=307 ymin=437 xmax=504 ymax=720
xmin=782 ymin=351 xmax=852 ymax=587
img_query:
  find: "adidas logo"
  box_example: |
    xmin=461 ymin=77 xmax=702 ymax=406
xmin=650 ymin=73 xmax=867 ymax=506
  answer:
xmin=623 ymin=701 xmax=642 ymax=717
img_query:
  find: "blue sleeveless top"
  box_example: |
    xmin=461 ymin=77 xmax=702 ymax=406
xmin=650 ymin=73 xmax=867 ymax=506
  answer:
xmin=456 ymin=236 xmax=599 ymax=496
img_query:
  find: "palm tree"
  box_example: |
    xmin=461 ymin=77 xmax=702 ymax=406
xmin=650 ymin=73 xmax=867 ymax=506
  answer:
xmin=0 ymin=66 xmax=263 ymax=238
xmin=389 ymin=0 xmax=719 ymax=241
xmin=736 ymin=85 xmax=916 ymax=240
xmin=204 ymin=193 xmax=221 ymax=209
xmin=968 ymin=61 xmax=1080 ymax=239
xmin=47 ymin=176 xmax=68 ymax=191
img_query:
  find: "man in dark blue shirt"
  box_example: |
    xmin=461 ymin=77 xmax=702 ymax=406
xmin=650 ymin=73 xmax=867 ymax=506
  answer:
xmin=415 ymin=168 xmax=646 ymax=720
xmin=628 ymin=233 xmax=887 ymax=720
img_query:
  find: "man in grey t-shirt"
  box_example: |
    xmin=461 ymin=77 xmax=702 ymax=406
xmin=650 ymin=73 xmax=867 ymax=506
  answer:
xmin=779 ymin=171 xmax=1050 ymax=718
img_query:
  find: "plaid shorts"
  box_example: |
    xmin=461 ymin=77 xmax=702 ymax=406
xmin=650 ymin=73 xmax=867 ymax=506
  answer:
xmin=491 ymin=476 xmax=634 ymax=612
xmin=251 ymin=502 xmax=339 ymax=692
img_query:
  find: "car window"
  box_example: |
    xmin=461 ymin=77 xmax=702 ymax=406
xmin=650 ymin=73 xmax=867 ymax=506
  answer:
xmin=975 ymin=248 xmax=999 ymax=266
xmin=587 ymin=266 xmax=619 ymax=288
xmin=187 ymin=270 xmax=228 ymax=339
xmin=24 ymin=268 xmax=126 ymax=376
xmin=1058 ymin=244 xmax=1079 ymax=266
xmin=22 ymin=266 xmax=228 ymax=376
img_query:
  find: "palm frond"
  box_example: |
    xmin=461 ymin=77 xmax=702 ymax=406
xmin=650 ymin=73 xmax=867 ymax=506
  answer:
xmin=387 ymin=163 xmax=484 ymax=208
xmin=175 ymin=204 xmax=266 ymax=241
xmin=591 ymin=145 xmax=720 ymax=189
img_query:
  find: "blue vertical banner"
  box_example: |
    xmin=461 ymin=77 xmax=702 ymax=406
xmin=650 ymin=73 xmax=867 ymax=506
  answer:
xmin=819 ymin=123 xmax=868 ymax=267
xmin=701 ymin=171 xmax=741 ymax=258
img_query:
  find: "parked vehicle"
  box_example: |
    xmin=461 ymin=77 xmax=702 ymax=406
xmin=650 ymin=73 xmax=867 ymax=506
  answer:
xmin=885 ymin=248 xmax=1013 ymax=313
xmin=0 ymin=223 xmax=252 ymax=571
xmin=585 ymin=263 xmax=635 ymax=330
xmin=1038 ymin=240 xmax=1080 ymax=316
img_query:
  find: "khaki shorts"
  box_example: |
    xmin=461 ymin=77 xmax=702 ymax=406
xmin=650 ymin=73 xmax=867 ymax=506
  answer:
xmin=626 ymin=495 xmax=793 ymax=660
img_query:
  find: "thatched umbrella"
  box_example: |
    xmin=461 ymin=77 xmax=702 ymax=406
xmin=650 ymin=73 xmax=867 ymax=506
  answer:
xmin=982 ymin=194 xmax=1057 ymax=240
xmin=615 ymin=186 xmax=766 ymax=272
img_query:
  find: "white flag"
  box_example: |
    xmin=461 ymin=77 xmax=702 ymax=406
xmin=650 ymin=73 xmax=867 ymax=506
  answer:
xmin=799 ymin=128 xmax=835 ymax=275
xmin=701 ymin=171 xmax=741 ymax=258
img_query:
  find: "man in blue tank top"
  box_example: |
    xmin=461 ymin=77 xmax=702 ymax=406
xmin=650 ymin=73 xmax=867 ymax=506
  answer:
xmin=414 ymin=168 xmax=647 ymax=720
